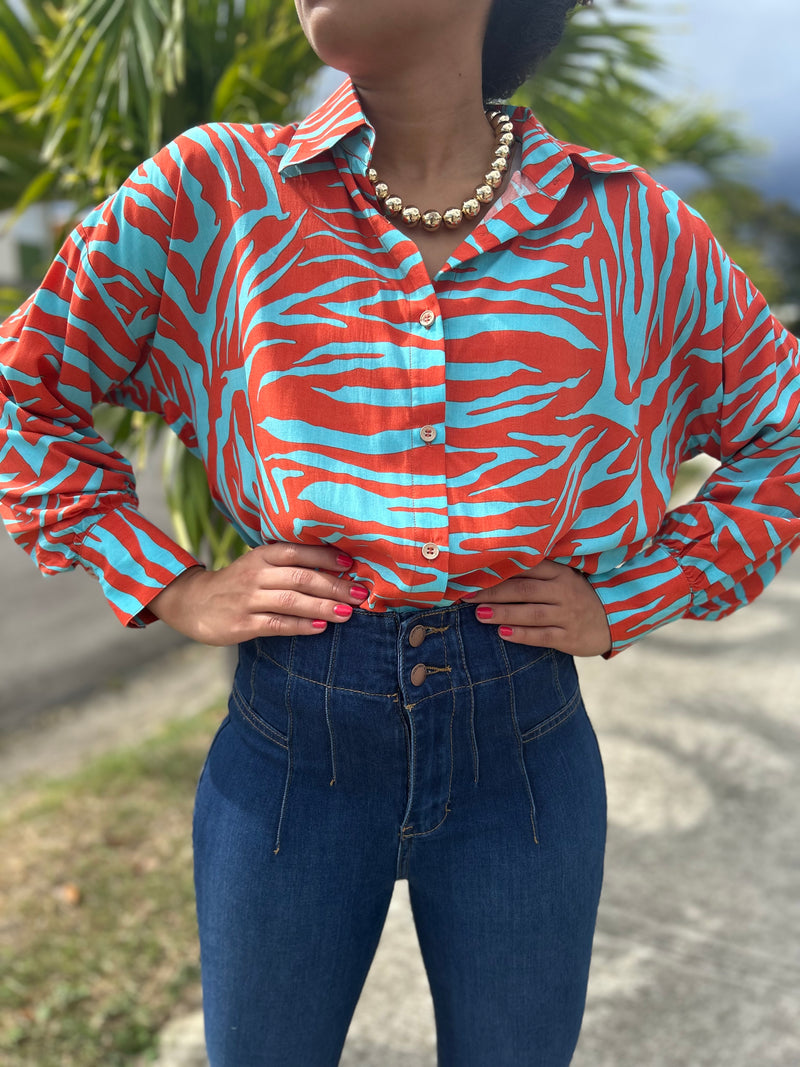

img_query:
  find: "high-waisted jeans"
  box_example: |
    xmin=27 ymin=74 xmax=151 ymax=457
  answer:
xmin=193 ymin=603 xmax=607 ymax=1066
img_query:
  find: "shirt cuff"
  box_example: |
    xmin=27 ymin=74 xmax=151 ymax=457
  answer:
xmin=586 ymin=543 xmax=694 ymax=657
xmin=76 ymin=505 xmax=202 ymax=627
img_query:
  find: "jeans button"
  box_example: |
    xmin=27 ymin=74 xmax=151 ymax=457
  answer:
xmin=409 ymin=625 xmax=426 ymax=648
xmin=410 ymin=663 xmax=428 ymax=686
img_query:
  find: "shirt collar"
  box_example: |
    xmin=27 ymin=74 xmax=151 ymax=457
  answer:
xmin=508 ymin=103 xmax=640 ymax=205
xmin=279 ymin=77 xmax=374 ymax=177
xmin=279 ymin=76 xmax=641 ymax=194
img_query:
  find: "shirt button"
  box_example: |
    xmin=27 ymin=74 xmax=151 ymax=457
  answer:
xmin=422 ymin=543 xmax=440 ymax=560
xmin=419 ymin=309 xmax=436 ymax=328
xmin=420 ymin=425 xmax=437 ymax=444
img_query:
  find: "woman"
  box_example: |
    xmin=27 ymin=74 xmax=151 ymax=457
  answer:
xmin=1 ymin=0 xmax=798 ymax=1064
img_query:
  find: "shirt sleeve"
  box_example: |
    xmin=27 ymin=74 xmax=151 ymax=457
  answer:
xmin=0 ymin=147 xmax=201 ymax=627
xmin=587 ymin=224 xmax=800 ymax=656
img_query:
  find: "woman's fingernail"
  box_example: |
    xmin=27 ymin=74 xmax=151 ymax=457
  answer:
xmin=350 ymin=585 xmax=369 ymax=602
xmin=462 ymin=592 xmax=477 ymax=600
xmin=312 ymin=619 xmax=327 ymax=630
xmin=337 ymin=553 xmax=354 ymax=568
xmin=475 ymin=606 xmax=494 ymax=620
xmin=499 ymin=626 xmax=514 ymax=638
xmin=334 ymin=604 xmax=353 ymax=618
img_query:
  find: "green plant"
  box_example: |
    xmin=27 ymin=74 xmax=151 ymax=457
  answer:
xmin=517 ymin=2 xmax=750 ymax=174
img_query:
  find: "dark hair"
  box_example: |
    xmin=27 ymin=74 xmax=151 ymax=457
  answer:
xmin=483 ymin=0 xmax=592 ymax=102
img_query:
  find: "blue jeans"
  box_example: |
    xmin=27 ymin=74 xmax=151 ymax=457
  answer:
xmin=193 ymin=604 xmax=606 ymax=1066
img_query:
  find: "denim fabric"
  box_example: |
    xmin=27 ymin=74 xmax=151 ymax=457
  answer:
xmin=193 ymin=603 xmax=606 ymax=1066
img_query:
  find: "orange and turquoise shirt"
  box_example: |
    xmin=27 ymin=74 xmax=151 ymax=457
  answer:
xmin=1 ymin=78 xmax=799 ymax=654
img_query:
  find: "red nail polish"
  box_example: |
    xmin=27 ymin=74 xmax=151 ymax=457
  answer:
xmin=350 ymin=585 xmax=369 ymax=602
xmin=476 ymin=606 xmax=494 ymax=620
xmin=337 ymin=553 xmax=354 ymax=568
xmin=499 ymin=626 xmax=514 ymax=638
xmin=462 ymin=592 xmax=477 ymax=600
xmin=312 ymin=619 xmax=327 ymax=630
xmin=334 ymin=604 xmax=353 ymax=618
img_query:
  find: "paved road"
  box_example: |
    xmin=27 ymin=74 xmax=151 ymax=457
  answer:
xmin=0 ymin=459 xmax=188 ymax=733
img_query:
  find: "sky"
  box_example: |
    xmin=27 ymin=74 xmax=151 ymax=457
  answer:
xmin=636 ymin=0 xmax=800 ymax=206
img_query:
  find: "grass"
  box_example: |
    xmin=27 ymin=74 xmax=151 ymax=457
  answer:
xmin=0 ymin=703 xmax=224 ymax=1066
xmin=0 ymin=287 xmax=25 ymax=319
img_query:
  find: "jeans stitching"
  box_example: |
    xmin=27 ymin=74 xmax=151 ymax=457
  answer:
xmin=273 ymin=664 xmax=295 ymax=855
xmin=549 ymin=647 xmax=566 ymax=705
xmin=250 ymin=635 xmax=550 ymax=695
xmin=399 ymin=613 xmax=456 ymax=840
xmin=499 ymin=637 xmax=539 ymax=845
xmin=230 ymin=684 xmax=289 ymax=749
xmin=193 ymin=715 xmax=231 ymax=797
xmin=251 ymin=649 xmax=398 ymax=698
xmin=399 ymin=705 xmax=416 ymax=837
xmin=442 ymin=628 xmax=456 ymax=830
xmin=400 ymin=804 xmax=451 ymax=839
xmin=520 ymin=687 xmax=582 ymax=743
xmin=251 ymin=656 xmax=548 ymax=701
xmin=247 ymin=641 xmax=259 ymax=710
xmin=391 ymin=694 xmax=412 ymax=825
xmin=325 ymin=624 xmax=341 ymax=786
xmin=400 ymin=660 xmax=557 ymax=712
xmin=454 ymin=609 xmax=479 ymax=785
xmin=235 ymin=650 xmax=575 ymax=749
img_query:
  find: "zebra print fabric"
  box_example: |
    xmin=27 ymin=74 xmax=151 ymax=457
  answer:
xmin=1 ymin=78 xmax=798 ymax=653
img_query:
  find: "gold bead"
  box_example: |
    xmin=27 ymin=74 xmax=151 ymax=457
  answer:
xmin=495 ymin=143 xmax=511 ymax=159
xmin=462 ymin=198 xmax=481 ymax=218
xmin=485 ymin=169 xmax=503 ymax=189
xmin=498 ymin=132 xmax=515 ymax=147
xmin=443 ymin=207 xmax=463 ymax=228
xmin=497 ymin=121 xmax=514 ymax=135
xmin=374 ymin=182 xmax=390 ymax=200
xmin=492 ymin=156 xmax=508 ymax=173
xmin=402 ymin=206 xmax=422 ymax=227
xmin=422 ymin=210 xmax=443 ymax=232
xmin=490 ymin=112 xmax=510 ymax=128
xmin=475 ymin=184 xmax=494 ymax=204
xmin=384 ymin=196 xmax=403 ymax=216
xmin=367 ymin=168 xmax=379 ymax=184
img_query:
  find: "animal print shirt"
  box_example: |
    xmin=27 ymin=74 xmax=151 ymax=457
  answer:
xmin=1 ymin=78 xmax=798 ymax=655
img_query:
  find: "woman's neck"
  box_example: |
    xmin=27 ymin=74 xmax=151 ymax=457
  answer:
xmin=354 ymin=66 xmax=496 ymax=187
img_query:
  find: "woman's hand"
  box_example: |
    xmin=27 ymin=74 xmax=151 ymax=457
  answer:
xmin=149 ymin=543 xmax=367 ymax=645
xmin=469 ymin=560 xmax=612 ymax=657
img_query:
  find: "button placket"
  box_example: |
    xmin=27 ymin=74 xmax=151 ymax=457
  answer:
xmin=413 ymin=299 xmax=445 ymax=594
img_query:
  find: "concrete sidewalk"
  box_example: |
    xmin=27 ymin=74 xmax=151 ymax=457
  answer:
xmin=152 ymin=557 xmax=800 ymax=1067
xmin=3 ymin=558 xmax=798 ymax=1067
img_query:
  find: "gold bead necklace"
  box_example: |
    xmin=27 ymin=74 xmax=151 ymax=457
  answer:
xmin=367 ymin=110 xmax=515 ymax=232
